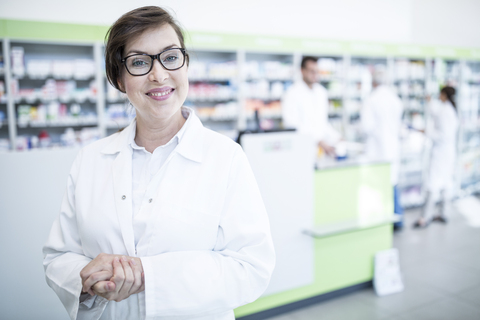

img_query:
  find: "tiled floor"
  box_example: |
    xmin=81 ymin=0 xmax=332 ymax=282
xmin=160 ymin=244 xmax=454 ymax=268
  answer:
xmin=267 ymin=205 xmax=480 ymax=320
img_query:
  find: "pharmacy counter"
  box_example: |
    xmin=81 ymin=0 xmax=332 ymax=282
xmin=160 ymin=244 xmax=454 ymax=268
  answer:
xmin=237 ymin=132 xmax=393 ymax=319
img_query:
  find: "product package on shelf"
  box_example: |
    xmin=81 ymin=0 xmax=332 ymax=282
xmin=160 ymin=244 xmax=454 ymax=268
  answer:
xmin=23 ymin=58 xmax=95 ymax=79
xmin=187 ymin=82 xmax=236 ymax=101
xmin=16 ymin=102 xmax=97 ymax=127
xmin=188 ymin=60 xmax=237 ymax=80
xmin=15 ymin=126 xmax=100 ymax=151
xmin=243 ymin=60 xmax=293 ymax=80
xmin=0 ymin=51 xmax=4 ymax=75
xmin=190 ymin=102 xmax=238 ymax=122
xmin=105 ymin=103 xmax=136 ymax=128
xmin=0 ymin=80 xmax=6 ymax=103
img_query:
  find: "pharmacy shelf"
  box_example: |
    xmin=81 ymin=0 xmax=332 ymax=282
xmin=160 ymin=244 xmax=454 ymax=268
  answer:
xmin=0 ymin=39 xmax=11 ymax=151
xmin=1 ymin=37 xmax=479 ymax=199
xmin=3 ymin=39 xmax=101 ymax=150
xmin=186 ymin=49 xmax=239 ymax=131
xmin=458 ymin=60 xmax=480 ymax=195
xmin=240 ymin=52 xmax=294 ymax=131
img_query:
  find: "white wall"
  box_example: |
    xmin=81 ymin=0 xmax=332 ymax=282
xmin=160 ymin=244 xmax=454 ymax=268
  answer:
xmin=0 ymin=0 xmax=479 ymax=47
xmin=0 ymin=149 xmax=79 ymax=319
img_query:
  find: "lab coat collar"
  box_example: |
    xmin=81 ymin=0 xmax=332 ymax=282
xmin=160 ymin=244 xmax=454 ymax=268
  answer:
xmin=174 ymin=107 xmax=204 ymax=163
xmin=101 ymin=107 xmax=204 ymax=163
xmin=297 ymin=79 xmax=320 ymax=92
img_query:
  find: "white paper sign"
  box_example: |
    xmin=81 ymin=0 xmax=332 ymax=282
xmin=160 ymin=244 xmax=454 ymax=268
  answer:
xmin=374 ymin=248 xmax=404 ymax=296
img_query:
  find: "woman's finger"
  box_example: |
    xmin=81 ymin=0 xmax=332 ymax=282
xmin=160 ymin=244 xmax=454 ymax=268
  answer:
xmin=92 ymin=280 xmax=115 ymax=295
xmin=80 ymin=253 xmax=116 ymax=285
xmin=129 ymin=258 xmax=143 ymax=294
xmin=83 ymin=270 xmax=113 ymax=295
xmin=117 ymin=256 xmax=135 ymax=299
xmin=110 ymin=257 xmax=125 ymax=297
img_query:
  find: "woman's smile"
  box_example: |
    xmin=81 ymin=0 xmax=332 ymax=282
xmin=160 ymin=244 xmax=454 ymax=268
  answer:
xmin=146 ymin=87 xmax=175 ymax=101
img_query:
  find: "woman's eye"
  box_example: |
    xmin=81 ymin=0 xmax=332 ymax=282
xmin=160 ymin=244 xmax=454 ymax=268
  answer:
xmin=164 ymin=55 xmax=178 ymax=62
xmin=132 ymin=59 xmax=149 ymax=66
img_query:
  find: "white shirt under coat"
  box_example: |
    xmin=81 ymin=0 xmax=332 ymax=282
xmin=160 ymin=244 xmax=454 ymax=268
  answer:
xmin=43 ymin=107 xmax=275 ymax=320
xmin=281 ymin=81 xmax=341 ymax=146
xmin=360 ymin=85 xmax=404 ymax=185
xmin=130 ymin=117 xmax=184 ymax=247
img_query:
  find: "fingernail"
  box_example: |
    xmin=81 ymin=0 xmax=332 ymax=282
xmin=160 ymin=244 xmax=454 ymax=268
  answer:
xmin=114 ymin=257 xmax=120 ymax=262
xmin=122 ymin=256 xmax=128 ymax=262
xmin=130 ymin=258 xmax=136 ymax=266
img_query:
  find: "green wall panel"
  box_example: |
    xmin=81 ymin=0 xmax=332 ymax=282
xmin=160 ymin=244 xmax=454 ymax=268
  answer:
xmin=0 ymin=19 xmax=108 ymax=42
xmin=1 ymin=19 xmax=479 ymax=60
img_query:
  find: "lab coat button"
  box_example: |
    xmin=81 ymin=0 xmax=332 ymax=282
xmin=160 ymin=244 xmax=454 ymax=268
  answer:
xmin=122 ymin=195 xmax=126 ymax=200
xmin=149 ymin=198 xmax=153 ymax=203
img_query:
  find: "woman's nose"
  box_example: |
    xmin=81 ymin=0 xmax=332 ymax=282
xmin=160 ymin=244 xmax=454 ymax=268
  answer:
xmin=148 ymin=59 xmax=169 ymax=83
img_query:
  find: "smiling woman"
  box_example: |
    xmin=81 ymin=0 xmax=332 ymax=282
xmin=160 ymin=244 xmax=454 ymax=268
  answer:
xmin=42 ymin=6 xmax=275 ymax=320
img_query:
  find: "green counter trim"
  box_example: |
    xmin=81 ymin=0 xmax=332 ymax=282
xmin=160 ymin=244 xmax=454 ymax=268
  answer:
xmin=1 ymin=19 xmax=480 ymax=60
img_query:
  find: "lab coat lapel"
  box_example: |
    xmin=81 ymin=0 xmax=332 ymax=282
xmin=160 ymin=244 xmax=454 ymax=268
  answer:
xmin=112 ymin=146 xmax=136 ymax=257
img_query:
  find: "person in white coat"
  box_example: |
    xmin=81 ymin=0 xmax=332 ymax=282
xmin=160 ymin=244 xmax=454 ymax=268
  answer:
xmin=361 ymin=66 xmax=404 ymax=228
xmin=281 ymin=56 xmax=341 ymax=156
xmin=43 ymin=6 xmax=275 ymax=320
xmin=414 ymin=86 xmax=458 ymax=228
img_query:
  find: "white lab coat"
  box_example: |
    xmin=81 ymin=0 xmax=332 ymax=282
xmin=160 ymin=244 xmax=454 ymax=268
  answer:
xmin=281 ymin=81 xmax=340 ymax=146
xmin=425 ymin=100 xmax=458 ymax=193
xmin=43 ymin=108 xmax=275 ymax=320
xmin=361 ymin=85 xmax=404 ymax=185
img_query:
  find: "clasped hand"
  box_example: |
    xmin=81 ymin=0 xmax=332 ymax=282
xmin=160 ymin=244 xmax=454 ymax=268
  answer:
xmin=80 ymin=253 xmax=144 ymax=302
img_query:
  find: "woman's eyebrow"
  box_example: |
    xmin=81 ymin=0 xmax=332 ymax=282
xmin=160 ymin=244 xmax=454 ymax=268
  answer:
xmin=125 ymin=44 xmax=179 ymax=56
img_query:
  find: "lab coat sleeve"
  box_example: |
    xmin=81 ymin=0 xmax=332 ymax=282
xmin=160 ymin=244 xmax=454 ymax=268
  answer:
xmin=43 ymin=150 xmax=108 ymax=320
xmin=140 ymin=145 xmax=276 ymax=318
xmin=360 ymin=97 xmax=376 ymax=137
xmin=321 ymin=120 xmax=341 ymax=146
xmin=425 ymin=102 xmax=441 ymax=143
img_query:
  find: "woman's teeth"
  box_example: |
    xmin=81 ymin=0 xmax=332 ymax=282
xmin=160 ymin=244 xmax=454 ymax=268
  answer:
xmin=149 ymin=89 xmax=172 ymax=97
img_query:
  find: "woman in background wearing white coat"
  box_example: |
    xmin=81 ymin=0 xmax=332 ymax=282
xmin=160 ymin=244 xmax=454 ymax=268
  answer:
xmin=414 ymin=86 xmax=458 ymax=228
xmin=43 ymin=6 xmax=275 ymax=320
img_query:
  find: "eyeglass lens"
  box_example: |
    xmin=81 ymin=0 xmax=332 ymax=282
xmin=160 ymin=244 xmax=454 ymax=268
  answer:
xmin=125 ymin=48 xmax=184 ymax=75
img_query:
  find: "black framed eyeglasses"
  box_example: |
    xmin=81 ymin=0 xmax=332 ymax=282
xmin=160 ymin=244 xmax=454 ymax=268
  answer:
xmin=121 ymin=48 xmax=186 ymax=76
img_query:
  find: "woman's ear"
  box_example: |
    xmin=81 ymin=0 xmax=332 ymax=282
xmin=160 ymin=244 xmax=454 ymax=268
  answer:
xmin=117 ymin=79 xmax=126 ymax=93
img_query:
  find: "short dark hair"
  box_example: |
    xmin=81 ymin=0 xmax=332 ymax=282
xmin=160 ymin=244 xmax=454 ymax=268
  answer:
xmin=301 ymin=56 xmax=318 ymax=69
xmin=105 ymin=6 xmax=189 ymax=93
xmin=441 ymin=86 xmax=457 ymax=111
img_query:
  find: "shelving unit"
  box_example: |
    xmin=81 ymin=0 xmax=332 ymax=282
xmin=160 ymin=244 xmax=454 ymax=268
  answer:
xmin=185 ymin=49 xmax=239 ymax=139
xmin=241 ymin=51 xmax=294 ymax=131
xmin=393 ymin=58 xmax=429 ymax=208
xmin=0 ymin=39 xmax=9 ymax=151
xmin=316 ymin=55 xmax=345 ymax=136
xmin=0 ymin=34 xmax=478 ymax=200
xmin=3 ymin=39 xmax=102 ymax=150
xmin=458 ymin=60 xmax=480 ymax=195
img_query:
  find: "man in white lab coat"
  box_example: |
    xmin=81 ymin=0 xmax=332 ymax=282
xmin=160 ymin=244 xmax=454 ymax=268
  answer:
xmin=361 ymin=66 xmax=404 ymax=228
xmin=281 ymin=56 xmax=341 ymax=156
